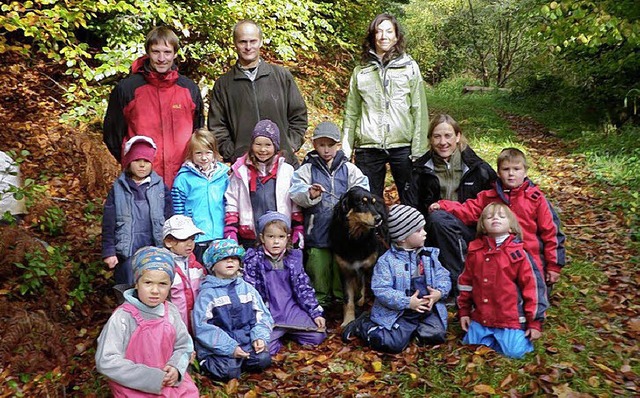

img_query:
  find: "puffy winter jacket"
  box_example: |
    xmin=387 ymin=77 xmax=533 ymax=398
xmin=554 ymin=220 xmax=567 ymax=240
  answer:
xmin=170 ymin=252 xmax=206 ymax=333
xmin=370 ymin=245 xmax=451 ymax=330
xmin=193 ymin=275 xmax=273 ymax=357
xmin=438 ymin=178 xmax=566 ymax=274
xmin=342 ymin=53 xmax=429 ymax=160
xmin=101 ymin=171 xmax=171 ymax=258
xmin=289 ymin=150 xmax=369 ymax=248
xmin=103 ymin=56 xmax=204 ymax=187
xmin=457 ymin=235 xmax=548 ymax=331
xmin=171 ymin=161 xmax=230 ymax=243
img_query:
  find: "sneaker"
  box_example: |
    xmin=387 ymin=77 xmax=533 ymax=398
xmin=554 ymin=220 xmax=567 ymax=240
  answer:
xmin=341 ymin=311 xmax=369 ymax=343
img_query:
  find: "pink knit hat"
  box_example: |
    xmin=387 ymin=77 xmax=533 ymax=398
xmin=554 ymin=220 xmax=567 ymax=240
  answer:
xmin=122 ymin=136 xmax=157 ymax=168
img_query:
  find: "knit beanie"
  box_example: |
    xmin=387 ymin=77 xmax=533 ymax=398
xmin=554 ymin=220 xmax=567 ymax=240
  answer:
xmin=257 ymin=211 xmax=291 ymax=234
xmin=203 ymin=239 xmax=246 ymax=270
xmin=251 ymin=119 xmax=280 ymax=151
xmin=123 ymin=136 xmax=157 ymax=168
xmin=131 ymin=246 xmax=175 ymax=283
xmin=388 ymin=204 xmax=426 ymax=242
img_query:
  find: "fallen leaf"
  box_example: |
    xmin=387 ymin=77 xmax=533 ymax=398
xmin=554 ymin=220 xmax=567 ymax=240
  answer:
xmin=500 ymin=374 xmax=514 ymax=388
xmin=357 ymin=373 xmax=377 ymax=383
xmin=473 ymin=384 xmax=495 ymax=394
xmin=273 ymin=370 xmax=289 ymax=381
xmin=225 ymin=378 xmax=238 ymax=394
xmin=371 ymin=361 xmax=383 ymax=373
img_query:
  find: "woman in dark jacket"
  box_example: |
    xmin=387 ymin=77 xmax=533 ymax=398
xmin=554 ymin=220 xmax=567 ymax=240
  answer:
xmin=410 ymin=114 xmax=497 ymax=293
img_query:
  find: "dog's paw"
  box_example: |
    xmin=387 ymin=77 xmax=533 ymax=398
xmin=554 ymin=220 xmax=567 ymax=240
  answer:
xmin=341 ymin=314 xmax=355 ymax=328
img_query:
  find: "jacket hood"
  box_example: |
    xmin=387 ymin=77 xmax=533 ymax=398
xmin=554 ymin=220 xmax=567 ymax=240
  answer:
xmin=230 ymin=153 xmax=284 ymax=177
xmin=201 ymin=274 xmax=240 ymax=289
xmin=131 ymin=55 xmax=179 ymax=87
xmin=123 ymin=288 xmax=167 ymax=315
xmin=177 ymin=161 xmax=230 ymax=180
xmin=302 ymin=150 xmax=348 ymax=173
xmin=494 ymin=177 xmax=535 ymax=203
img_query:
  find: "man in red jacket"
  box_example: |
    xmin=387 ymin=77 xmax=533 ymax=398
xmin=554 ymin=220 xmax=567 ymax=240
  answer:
xmin=103 ymin=26 xmax=204 ymax=187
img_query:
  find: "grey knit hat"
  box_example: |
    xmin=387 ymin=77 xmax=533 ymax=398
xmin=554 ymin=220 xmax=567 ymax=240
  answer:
xmin=388 ymin=204 xmax=426 ymax=242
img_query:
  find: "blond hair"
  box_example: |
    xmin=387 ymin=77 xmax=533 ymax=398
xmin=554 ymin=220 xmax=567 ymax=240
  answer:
xmin=497 ymin=147 xmax=528 ymax=170
xmin=186 ymin=128 xmax=220 ymax=162
xmin=476 ymin=203 xmax=523 ymax=239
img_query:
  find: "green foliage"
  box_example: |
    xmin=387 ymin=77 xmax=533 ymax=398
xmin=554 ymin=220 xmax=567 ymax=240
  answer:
xmin=535 ymin=0 xmax=640 ymax=122
xmin=403 ymin=0 xmax=539 ymax=86
xmin=35 ymin=206 xmax=67 ymax=237
xmin=13 ymin=245 xmax=65 ymax=296
xmin=1 ymin=0 xmax=395 ymax=126
xmin=67 ymin=259 xmax=104 ymax=309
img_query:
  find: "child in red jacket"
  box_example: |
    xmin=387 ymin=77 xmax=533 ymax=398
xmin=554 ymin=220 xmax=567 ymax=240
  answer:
xmin=458 ymin=203 xmax=548 ymax=358
xmin=430 ymin=147 xmax=565 ymax=288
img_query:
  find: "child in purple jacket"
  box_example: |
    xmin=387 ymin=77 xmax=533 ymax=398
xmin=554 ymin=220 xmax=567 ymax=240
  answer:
xmin=243 ymin=212 xmax=326 ymax=354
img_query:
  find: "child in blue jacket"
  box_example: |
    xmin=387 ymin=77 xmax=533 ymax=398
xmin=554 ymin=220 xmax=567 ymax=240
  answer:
xmin=193 ymin=239 xmax=273 ymax=381
xmin=289 ymin=121 xmax=369 ymax=305
xmin=243 ymin=212 xmax=326 ymax=355
xmin=102 ymin=136 xmax=173 ymax=286
xmin=171 ymin=128 xmax=230 ymax=263
xmin=342 ymin=204 xmax=451 ymax=354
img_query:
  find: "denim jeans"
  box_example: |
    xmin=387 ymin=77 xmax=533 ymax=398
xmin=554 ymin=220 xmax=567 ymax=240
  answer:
xmin=353 ymin=146 xmax=413 ymax=204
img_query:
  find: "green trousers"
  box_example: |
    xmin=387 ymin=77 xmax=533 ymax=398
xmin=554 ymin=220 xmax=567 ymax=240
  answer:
xmin=304 ymin=247 xmax=343 ymax=305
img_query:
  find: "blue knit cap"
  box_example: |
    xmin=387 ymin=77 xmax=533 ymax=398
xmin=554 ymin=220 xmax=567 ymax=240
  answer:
xmin=131 ymin=246 xmax=175 ymax=283
xmin=203 ymin=239 xmax=246 ymax=270
xmin=257 ymin=211 xmax=291 ymax=234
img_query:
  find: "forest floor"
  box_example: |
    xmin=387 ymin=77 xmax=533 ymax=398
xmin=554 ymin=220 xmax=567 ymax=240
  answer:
xmin=0 ymin=53 xmax=638 ymax=397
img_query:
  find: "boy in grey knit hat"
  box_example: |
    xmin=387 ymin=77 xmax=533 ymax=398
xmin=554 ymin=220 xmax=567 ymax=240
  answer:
xmin=342 ymin=204 xmax=451 ymax=353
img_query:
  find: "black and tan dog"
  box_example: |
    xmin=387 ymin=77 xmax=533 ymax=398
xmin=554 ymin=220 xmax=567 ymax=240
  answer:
xmin=329 ymin=187 xmax=389 ymax=326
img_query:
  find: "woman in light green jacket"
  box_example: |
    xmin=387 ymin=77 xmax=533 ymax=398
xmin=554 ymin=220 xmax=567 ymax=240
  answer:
xmin=342 ymin=13 xmax=429 ymax=204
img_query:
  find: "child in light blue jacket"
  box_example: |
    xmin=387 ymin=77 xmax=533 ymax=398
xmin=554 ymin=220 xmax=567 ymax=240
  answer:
xmin=342 ymin=205 xmax=451 ymax=354
xmin=171 ymin=129 xmax=229 ymax=263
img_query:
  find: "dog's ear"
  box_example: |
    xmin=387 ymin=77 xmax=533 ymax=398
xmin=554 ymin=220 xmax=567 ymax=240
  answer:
xmin=340 ymin=191 xmax=350 ymax=214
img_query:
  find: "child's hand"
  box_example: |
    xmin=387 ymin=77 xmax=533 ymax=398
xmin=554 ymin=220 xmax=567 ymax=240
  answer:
xmin=409 ymin=290 xmax=430 ymax=313
xmin=460 ymin=316 xmax=471 ymax=331
xmin=309 ymin=184 xmax=324 ymax=199
xmin=233 ymin=345 xmax=250 ymax=358
xmin=428 ymin=203 xmax=440 ymax=213
xmin=103 ymin=256 xmax=118 ymax=269
xmin=252 ymin=339 xmax=266 ymax=354
xmin=525 ymin=328 xmax=542 ymax=341
xmin=546 ymin=270 xmax=560 ymax=284
xmin=162 ymin=365 xmax=179 ymax=386
xmin=424 ymin=287 xmax=442 ymax=311
xmin=314 ymin=316 xmax=326 ymax=330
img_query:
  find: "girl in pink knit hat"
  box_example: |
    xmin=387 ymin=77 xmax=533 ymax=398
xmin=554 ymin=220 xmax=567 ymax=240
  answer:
xmin=102 ymin=135 xmax=173 ymax=286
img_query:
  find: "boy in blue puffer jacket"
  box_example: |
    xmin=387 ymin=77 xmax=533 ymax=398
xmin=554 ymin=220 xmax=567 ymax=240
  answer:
xmin=193 ymin=239 xmax=273 ymax=381
xmin=342 ymin=204 xmax=451 ymax=354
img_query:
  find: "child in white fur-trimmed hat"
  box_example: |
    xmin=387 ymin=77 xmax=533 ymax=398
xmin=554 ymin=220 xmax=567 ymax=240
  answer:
xmin=342 ymin=204 xmax=452 ymax=354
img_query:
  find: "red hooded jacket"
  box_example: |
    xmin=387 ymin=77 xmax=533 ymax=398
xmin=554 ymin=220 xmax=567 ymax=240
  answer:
xmin=438 ymin=178 xmax=566 ymax=274
xmin=103 ymin=56 xmax=204 ymax=187
xmin=457 ymin=234 xmax=548 ymax=331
